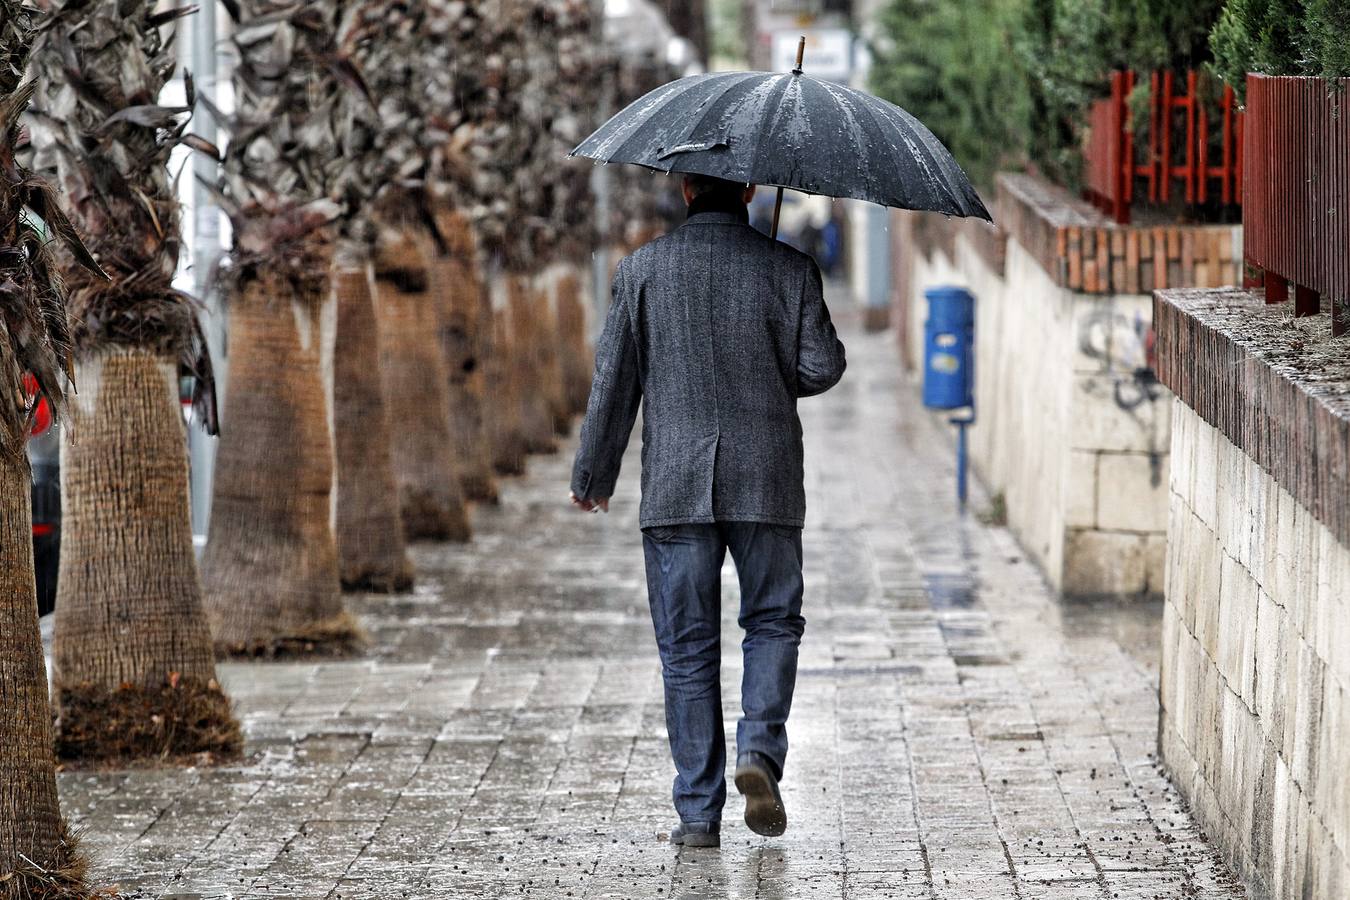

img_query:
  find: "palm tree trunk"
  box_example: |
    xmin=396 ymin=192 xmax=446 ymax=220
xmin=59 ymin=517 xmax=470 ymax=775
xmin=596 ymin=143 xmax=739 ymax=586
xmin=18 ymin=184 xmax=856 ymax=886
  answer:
xmin=432 ymin=210 xmax=497 ymax=503
xmin=485 ymin=276 xmax=528 ymax=476
xmin=509 ymin=275 xmax=559 ymax=454
xmin=51 ymin=348 xmax=240 ymax=762
xmin=538 ymin=271 xmax=571 ymax=437
xmin=554 ymin=265 xmax=593 ymax=416
xmin=0 ymin=452 xmax=87 ymax=896
xmin=374 ymin=225 xmax=472 ymax=542
xmin=202 ymin=272 xmax=360 ymax=656
xmin=333 ymin=254 xmax=414 ymax=591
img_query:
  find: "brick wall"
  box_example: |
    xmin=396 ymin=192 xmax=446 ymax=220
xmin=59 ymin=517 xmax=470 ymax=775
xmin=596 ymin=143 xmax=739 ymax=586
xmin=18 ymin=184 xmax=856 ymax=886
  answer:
xmin=998 ymin=174 xmax=1242 ymax=294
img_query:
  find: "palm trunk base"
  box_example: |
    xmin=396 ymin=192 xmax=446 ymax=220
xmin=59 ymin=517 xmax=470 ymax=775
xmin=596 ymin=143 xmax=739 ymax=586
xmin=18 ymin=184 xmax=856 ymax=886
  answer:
xmin=461 ymin=472 xmax=499 ymax=504
xmin=509 ymin=278 xmax=561 ymax=454
xmin=555 ymin=268 xmax=593 ymax=417
xmin=341 ymin=564 xmax=414 ymax=594
xmin=4 ymin=821 xmax=90 ymax=900
xmin=54 ymin=677 xmax=241 ymax=766
xmin=334 ymin=265 xmax=415 ymax=598
xmin=375 ymin=226 xmax=474 ymax=543
xmin=431 ymin=220 xmax=500 ymax=507
xmin=485 ymin=294 xmax=529 ymax=474
xmin=492 ymin=450 xmax=527 ymax=477
xmin=401 ymin=494 xmax=472 ymax=543
xmin=215 ymin=610 xmax=365 ymax=660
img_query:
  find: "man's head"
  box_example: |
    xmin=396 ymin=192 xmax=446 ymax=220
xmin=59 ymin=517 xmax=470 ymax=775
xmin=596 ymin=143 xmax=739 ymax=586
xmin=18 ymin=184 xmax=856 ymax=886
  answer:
xmin=682 ymin=173 xmax=756 ymax=209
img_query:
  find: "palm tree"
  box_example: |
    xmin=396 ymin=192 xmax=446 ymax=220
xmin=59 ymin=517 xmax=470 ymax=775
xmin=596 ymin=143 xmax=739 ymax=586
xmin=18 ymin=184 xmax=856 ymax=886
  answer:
xmin=0 ymin=2 xmax=101 ymax=892
xmin=429 ymin=2 xmax=535 ymax=477
xmin=554 ymin=268 xmax=593 ymax=417
xmin=199 ymin=0 xmax=363 ymax=655
xmin=344 ymin=0 xmax=472 ymax=543
xmin=332 ymin=257 xmax=412 ymax=592
xmin=372 ymin=217 xmax=472 ymax=541
xmin=28 ymin=0 xmax=241 ymax=763
xmin=324 ymin=0 xmax=446 ymax=592
xmin=432 ymin=206 xmax=497 ymax=502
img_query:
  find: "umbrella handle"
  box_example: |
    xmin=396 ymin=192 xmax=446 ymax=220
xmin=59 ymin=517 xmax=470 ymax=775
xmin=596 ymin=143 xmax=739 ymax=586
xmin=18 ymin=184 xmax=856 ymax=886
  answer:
xmin=771 ymin=37 xmax=805 ymax=240
xmin=770 ymin=186 xmax=784 ymax=240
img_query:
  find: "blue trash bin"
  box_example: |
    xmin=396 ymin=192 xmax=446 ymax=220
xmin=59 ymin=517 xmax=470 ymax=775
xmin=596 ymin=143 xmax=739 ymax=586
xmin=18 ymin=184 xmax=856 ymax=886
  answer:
xmin=922 ymin=286 xmax=975 ymax=410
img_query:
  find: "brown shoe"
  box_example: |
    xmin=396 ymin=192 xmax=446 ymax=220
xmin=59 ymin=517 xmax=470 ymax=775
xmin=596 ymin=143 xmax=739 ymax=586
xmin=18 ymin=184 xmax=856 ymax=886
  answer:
xmin=734 ymin=752 xmax=787 ymax=837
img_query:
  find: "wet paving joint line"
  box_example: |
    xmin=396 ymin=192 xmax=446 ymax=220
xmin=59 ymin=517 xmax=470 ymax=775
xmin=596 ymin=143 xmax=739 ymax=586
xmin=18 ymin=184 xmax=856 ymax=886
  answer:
xmin=1047 ymin=633 xmax=1223 ymax=893
xmin=892 ymin=682 xmax=937 ymax=900
xmin=924 ymin=626 xmax=1031 ymax=900
xmin=246 ymin=731 xmax=374 ymax=897
xmin=323 ymin=735 xmax=439 ymax=899
xmin=967 ymin=520 xmax=1232 ymax=891
xmin=168 ymin=751 xmax=289 ymax=866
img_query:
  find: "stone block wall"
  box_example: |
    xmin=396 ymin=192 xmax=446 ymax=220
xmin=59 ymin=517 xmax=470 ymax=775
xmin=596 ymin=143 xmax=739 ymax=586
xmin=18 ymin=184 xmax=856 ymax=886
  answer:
xmin=1156 ymin=287 xmax=1350 ymax=899
xmin=1163 ymin=403 xmax=1350 ymax=900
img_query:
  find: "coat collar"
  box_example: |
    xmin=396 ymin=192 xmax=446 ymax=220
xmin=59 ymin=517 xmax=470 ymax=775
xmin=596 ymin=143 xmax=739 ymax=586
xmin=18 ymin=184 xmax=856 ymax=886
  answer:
xmin=683 ymin=211 xmax=750 ymax=227
xmin=684 ymin=194 xmax=751 ymax=226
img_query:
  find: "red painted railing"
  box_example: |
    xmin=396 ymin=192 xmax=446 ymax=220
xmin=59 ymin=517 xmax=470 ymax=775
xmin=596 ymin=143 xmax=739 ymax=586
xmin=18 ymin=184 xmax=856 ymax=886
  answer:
xmin=1243 ymin=75 xmax=1350 ymax=337
xmin=1083 ymin=71 xmax=1243 ymax=225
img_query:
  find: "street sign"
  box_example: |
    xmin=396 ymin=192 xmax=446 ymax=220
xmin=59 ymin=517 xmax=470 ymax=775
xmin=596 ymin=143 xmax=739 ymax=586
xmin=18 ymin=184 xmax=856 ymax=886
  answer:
xmin=770 ymin=28 xmax=852 ymax=81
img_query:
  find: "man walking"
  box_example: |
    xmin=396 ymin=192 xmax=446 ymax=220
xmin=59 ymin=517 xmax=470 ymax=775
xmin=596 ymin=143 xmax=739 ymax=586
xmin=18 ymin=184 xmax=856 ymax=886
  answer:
xmin=569 ymin=174 xmax=846 ymax=848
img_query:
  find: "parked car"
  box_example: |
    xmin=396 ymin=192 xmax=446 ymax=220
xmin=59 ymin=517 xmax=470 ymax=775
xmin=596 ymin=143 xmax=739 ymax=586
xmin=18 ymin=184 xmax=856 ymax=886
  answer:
xmin=24 ymin=376 xmax=59 ymax=617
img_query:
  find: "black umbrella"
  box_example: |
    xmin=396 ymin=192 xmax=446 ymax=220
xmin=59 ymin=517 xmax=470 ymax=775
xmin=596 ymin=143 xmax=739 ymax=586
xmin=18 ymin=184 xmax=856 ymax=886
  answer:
xmin=571 ymin=37 xmax=992 ymax=236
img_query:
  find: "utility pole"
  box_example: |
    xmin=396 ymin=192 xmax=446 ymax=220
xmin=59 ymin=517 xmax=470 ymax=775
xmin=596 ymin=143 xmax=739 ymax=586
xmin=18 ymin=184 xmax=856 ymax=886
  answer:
xmin=188 ymin=4 xmax=224 ymax=540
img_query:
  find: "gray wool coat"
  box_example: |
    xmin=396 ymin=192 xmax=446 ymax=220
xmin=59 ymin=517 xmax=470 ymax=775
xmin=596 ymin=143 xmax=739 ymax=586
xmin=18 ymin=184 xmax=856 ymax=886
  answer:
xmin=570 ymin=208 xmax=847 ymax=529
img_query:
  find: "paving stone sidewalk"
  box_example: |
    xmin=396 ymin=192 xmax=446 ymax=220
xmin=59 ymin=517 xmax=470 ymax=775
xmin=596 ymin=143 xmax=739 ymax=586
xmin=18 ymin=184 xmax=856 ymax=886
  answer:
xmin=58 ymin=322 xmax=1247 ymax=899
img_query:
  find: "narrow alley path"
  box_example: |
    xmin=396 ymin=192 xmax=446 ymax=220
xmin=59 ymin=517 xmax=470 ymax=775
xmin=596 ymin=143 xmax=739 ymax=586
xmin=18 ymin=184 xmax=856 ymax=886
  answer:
xmin=60 ymin=322 xmax=1247 ymax=899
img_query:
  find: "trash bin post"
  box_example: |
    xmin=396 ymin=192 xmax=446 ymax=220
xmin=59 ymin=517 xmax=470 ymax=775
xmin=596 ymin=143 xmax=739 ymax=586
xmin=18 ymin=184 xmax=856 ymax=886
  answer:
xmin=921 ymin=286 xmax=976 ymax=508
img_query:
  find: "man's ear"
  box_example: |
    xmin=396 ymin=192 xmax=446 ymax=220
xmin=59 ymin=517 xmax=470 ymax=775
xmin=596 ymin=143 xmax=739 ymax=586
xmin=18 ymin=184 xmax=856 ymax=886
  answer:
xmin=743 ymin=184 xmax=756 ymax=203
xmin=682 ymin=178 xmax=696 ymax=207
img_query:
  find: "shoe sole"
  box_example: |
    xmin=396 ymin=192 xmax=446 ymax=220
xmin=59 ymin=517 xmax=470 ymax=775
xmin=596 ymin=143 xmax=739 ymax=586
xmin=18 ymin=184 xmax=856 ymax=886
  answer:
xmin=735 ymin=766 xmax=787 ymax=837
xmin=671 ymin=832 xmax=720 ymax=848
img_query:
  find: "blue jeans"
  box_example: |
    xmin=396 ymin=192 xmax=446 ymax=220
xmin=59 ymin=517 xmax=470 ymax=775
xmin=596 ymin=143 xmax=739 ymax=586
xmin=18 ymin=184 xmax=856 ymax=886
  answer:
xmin=641 ymin=521 xmax=806 ymax=824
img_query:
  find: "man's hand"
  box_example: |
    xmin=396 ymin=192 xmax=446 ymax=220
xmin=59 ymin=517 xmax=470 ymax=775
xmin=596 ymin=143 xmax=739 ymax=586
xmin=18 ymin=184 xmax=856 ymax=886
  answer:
xmin=570 ymin=491 xmax=610 ymax=514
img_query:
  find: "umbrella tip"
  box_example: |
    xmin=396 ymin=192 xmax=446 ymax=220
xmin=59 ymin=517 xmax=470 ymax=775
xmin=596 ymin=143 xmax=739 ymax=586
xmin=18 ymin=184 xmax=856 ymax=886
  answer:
xmin=792 ymin=35 xmax=805 ymax=75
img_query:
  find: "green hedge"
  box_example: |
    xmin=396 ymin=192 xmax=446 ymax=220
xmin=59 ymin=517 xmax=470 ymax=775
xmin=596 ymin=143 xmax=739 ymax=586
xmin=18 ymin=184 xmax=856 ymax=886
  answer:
xmin=869 ymin=0 xmax=1031 ymax=189
xmin=870 ymin=0 xmax=1224 ymax=189
xmin=1210 ymin=0 xmax=1350 ymax=96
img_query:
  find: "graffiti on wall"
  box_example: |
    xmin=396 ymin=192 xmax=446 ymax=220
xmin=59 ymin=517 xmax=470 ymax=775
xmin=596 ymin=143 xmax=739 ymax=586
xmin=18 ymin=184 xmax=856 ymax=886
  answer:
xmin=1079 ymin=307 xmax=1166 ymax=486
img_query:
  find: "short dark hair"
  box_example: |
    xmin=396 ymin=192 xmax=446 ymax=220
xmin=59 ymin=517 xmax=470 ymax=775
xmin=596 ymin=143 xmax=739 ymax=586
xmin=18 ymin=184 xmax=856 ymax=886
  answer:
xmin=683 ymin=173 xmax=748 ymax=203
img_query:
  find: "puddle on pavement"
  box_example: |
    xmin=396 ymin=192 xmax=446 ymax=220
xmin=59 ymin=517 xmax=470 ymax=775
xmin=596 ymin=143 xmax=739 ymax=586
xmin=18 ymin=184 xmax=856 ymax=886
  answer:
xmin=799 ymin=663 xmax=924 ymax=679
xmin=922 ymin=571 xmax=977 ymax=609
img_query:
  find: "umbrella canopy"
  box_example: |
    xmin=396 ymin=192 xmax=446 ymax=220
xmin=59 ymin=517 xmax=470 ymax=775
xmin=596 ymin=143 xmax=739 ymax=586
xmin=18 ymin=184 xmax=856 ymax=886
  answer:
xmin=571 ymin=69 xmax=992 ymax=222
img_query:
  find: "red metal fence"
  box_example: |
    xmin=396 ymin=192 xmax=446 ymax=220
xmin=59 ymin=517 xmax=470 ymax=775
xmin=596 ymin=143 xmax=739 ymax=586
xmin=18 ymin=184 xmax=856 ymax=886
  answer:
xmin=1083 ymin=71 xmax=1243 ymax=225
xmin=1243 ymin=75 xmax=1350 ymax=337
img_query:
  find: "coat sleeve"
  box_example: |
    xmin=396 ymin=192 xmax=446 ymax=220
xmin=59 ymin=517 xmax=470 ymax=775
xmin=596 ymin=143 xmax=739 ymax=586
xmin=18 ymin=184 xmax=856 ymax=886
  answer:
xmin=570 ymin=261 xmax=642 ymax=500
xmin=796 ymin=258 xmax=847 ymax=397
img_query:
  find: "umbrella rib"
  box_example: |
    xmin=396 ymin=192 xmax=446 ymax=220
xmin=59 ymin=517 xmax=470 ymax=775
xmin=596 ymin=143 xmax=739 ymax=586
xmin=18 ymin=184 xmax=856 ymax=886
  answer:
xmin=747 ymin=74 xmax=797 ymax=189
xmin=859 ymin=93 xmax=966 ymax=214
xmin=587 ymin=74 xmax=719 ymax=161
xmin=814 ymin=79 xmax=883 ymax=200
xmin=603 ymin=73 xmax=754 ymax=165
xmin=670 ymin=72 xmax=766 ymax=158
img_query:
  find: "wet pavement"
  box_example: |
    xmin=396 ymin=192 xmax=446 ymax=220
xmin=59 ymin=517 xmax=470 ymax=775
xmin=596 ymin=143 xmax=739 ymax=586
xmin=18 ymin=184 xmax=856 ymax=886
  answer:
xmin=58 ymin=321 xmax=1247 ymax=899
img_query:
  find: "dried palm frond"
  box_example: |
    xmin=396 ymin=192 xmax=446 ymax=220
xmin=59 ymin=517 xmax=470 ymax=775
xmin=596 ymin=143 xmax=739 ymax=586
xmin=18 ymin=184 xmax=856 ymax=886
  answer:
xmin=419 ymin=0 xmax=604 ymax=270
xmin=335 ymin=0 xmax=454 ymax=246
xmin=28 ymin=0 xmax=218 ymax=433
xmin=207 ymin=0 xmax=360 ymax=300
xmin=520 ymin=0 xmax=605 ymax=266
xmin=0 ymin=0 xmax=103 ymax=458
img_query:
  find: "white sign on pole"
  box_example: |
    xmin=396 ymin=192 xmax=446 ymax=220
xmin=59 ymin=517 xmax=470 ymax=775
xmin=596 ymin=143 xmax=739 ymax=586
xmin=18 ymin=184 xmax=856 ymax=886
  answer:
xmin=770 ymin=28 xmax=852 ymax=81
